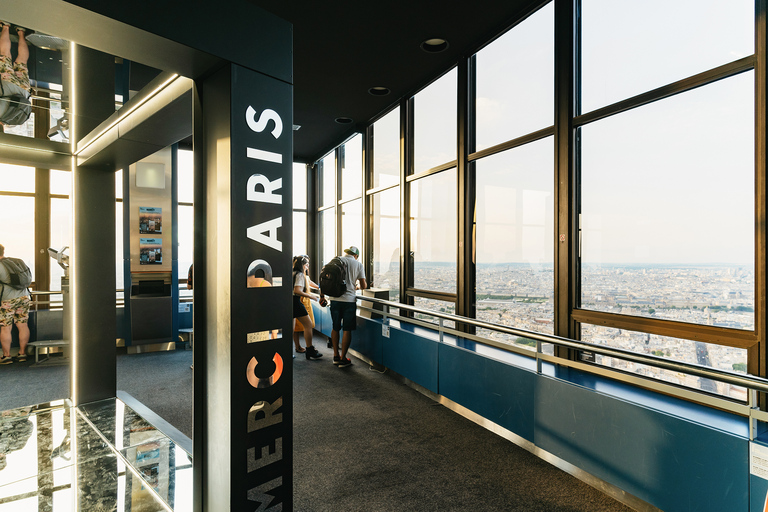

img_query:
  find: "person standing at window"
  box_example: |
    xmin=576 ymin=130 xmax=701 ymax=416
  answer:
xmin=293 ymin=256 xmax=323 ymax=360
xmin=321 ymin=246 xmax=367 ymax=368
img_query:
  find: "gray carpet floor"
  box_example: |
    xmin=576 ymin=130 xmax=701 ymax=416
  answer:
xmin=0 ymin=344 xmax=633 ymax=511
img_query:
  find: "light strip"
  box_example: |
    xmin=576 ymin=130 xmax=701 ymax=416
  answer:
xmin=73 ymin=73 xmax=180 ymax=157
xmin=0 ymin=141 xmax=70 ymax=154
xmin=70 ymin=41 xmax=78 ymax=406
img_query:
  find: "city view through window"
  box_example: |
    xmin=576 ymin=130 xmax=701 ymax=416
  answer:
xmin=0 ymin=0 xmax=757 ymax=404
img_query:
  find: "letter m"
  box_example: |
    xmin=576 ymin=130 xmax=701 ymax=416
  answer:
xmin=247 ymin=476 xmax=282 ymax=511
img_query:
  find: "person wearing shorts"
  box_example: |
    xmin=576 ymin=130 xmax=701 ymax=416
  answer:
xmin=321 ymin=246 xmax=367 ymax=368
xmin=0 ymin=244 xmax=30 ymax=364
xmin=0 ymin=23 xmax=30 ymax=128
xmin=292 ymin=255 xmax=323 ymax=360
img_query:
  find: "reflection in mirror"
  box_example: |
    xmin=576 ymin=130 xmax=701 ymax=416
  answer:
xmin=247 ymin=259 xmax=276 ymax=288
xmin=0 ymin=16 xmax=162 ymax=143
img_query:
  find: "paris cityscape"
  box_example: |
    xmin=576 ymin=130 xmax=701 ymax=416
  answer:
xmin=374 ymin=262 xmax=753 ymax=400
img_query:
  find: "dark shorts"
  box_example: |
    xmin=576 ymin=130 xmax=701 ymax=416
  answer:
xmin=293 ymin=295 xmax=309 ymax=318
xmin=330 ymin=301 xmax=356 ymax=331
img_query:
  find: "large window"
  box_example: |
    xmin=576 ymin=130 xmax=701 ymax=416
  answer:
xmin=475 ymin=138 xmax=554 ymax=341
xmin=580 ymin=73 xmax=754 ymax=329
xmin=0 ymin=195 xmax=35 ymax=283
xmin=0 ymin=164 xmax=36 ymax=284
xmin=371 ymin=186 xmax=400 ymax=299
xmin=581 ymin=0 xmax=753 ymax=114
xmin=320 ymin=208 xmax=336 ymax=267
xmin=372 ymin=108 xmax=400 ymax=189
xmin=576 ymin=0 xmax=755 ymax=389
xmin=475 ymin=2 xmax=554 ymax=150
xmin=319 ymin=153 xmax=336 ymax=208
xmin=413 ymin=69 xmax=456 ymax=174
xmin=410 ymin=169 xmax=456 ymax=294
xmin=293 ymin=163 xmax=308 ymax=256
xmin=341 ymin=199 xmax=362 ymax=256
xmin=341 ymin=134 xmax=363 ymax=201
xmin=306 ymin=0 xmax=760 ymax=397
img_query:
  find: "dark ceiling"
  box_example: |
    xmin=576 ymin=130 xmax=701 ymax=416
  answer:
xmin=247 ymin=0 xmax=541 ymax=164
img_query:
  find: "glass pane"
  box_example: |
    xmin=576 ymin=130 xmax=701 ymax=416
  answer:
xmin=341 ymin=133 xmax=363 ymax=200
xmin=293 ymin=163 xmax=307 ymax=210
xmin=475 ymin=3 xmax=554 ymax=150
xmin=372 ymin=107 xmax=400 ymax=189
xmin=50 ymin=197 xmax=71 ymax=291
xmin=0 ymin=163 xmax=34 ymax=193
xmin=50 ymin=169 xmax=71 ymax=196
xmin=582 ymin=325 xmax=747 ymax=401
xmin=411 ymin=169 xmax=456 ymax=293
xmin=372 ymin=187 xmax=400 ymax=299
xmin=320 ymin=208 xmax=336 ymax=266
xmin=413 ymin=296 xmax=456 ymax=329
xmin=475 ymin=137 xmax=554 ymax=334
xmin=414 ymin=69 xmax=456 ymax=174
xmin=293 ymin=211 xmax=307 ymax=256
xmin=0 ymin=196 xmax=34 ymax=283
xmin=341 ymin=199 xmax=362 ymax=258
xmin=475 ymin=325 xmax=556 ymax=355
xmin=116 ymin=203 xmax=124 ymax=294
xmin=178 ymin=149 xmax=194 ymax=204
xmin=581 ymin=73 xmax=754 ymax=330
xmin=319 ymin=152 xmax=336 ymax=208
xmin=178 ymin=205 xmax=193 ymax=283
xmin=581 ymin=0 xmax=754 ymax=113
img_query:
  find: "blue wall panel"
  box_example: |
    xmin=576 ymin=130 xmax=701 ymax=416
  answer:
xmin=313 ymin=302 xmax=332 ymax=337
xmin=349 ymin=314 xmax=751 ymax=511
xmin=382 ymin=325 xmax=438 ymax=393
xmin=438 ymin=343 xmax=536 ymax=443
xmin=535 ymin=375 xmax=749 ymax=512
xmin=353 ymin=318 xmax=383 ymax=363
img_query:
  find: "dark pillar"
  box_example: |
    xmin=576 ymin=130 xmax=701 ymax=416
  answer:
xmin=34 ymin=92 xmax=51 ymax=299
xmin=193 ymin=63 xmax=293 ymax=511
xmin=70 ymin=45 xmax=117 ymax=405
xmin=554 ymin=0 xmax=578 ymax=356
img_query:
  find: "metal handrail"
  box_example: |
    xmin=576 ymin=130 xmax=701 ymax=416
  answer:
xmin=356 ymin=295 xmax=768 ymax=395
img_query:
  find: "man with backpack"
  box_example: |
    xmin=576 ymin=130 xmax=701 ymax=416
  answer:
xmin=0 ymin=22 xmax=31 ymax=129
xmin=319 ymin=246 xmax=367 ymax=368
xmin=0 ymin=244 xmax=31 ymax=364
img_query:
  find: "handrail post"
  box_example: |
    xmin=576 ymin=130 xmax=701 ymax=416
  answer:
xmin=439 ymin=318 xmax=444 ymax=344
xmin=751 ymin=389 xmax=759 ymax=441
xmin=536 ymin=339 xmax=542 ymax=374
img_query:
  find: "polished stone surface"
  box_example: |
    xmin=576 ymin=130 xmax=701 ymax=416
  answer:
xmin=0 ymin=399 xmax=192 ymax=511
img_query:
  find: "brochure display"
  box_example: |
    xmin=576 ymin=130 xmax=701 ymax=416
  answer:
xmin=139 ymin=238 xmax=163 ymax=265
xmin=139 ymin=207 xmax=163 ymax=234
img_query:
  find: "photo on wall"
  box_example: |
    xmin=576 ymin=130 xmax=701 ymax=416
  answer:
xmin=139 ymin=207 xmax=163 ymax=234
xmin=139 ymin=238 xmax=163 ymax=265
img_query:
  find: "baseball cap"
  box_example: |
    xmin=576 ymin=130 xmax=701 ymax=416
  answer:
xmin=344 ymin=246 xmax=360 ymax=257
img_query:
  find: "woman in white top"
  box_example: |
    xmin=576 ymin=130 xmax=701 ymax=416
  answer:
xmin=292 ymin=256 xmax=322 ymax=360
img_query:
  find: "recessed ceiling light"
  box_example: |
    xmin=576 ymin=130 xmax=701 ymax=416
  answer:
xmin=420 ymin=38 xmax=449 ymax=53
xmin=368 ymin=86 xmax=391 ymax=96
xmin=335 ymin=117 xmax=354 ymax=124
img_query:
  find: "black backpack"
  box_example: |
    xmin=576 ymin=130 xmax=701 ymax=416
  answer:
xmin=319 ymin=257 xmax=348 ymax=298
xmin=0 ymin=257 xmax=32 ymax=290
xmin=0 ymin=82 xmax=31 ymax=126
